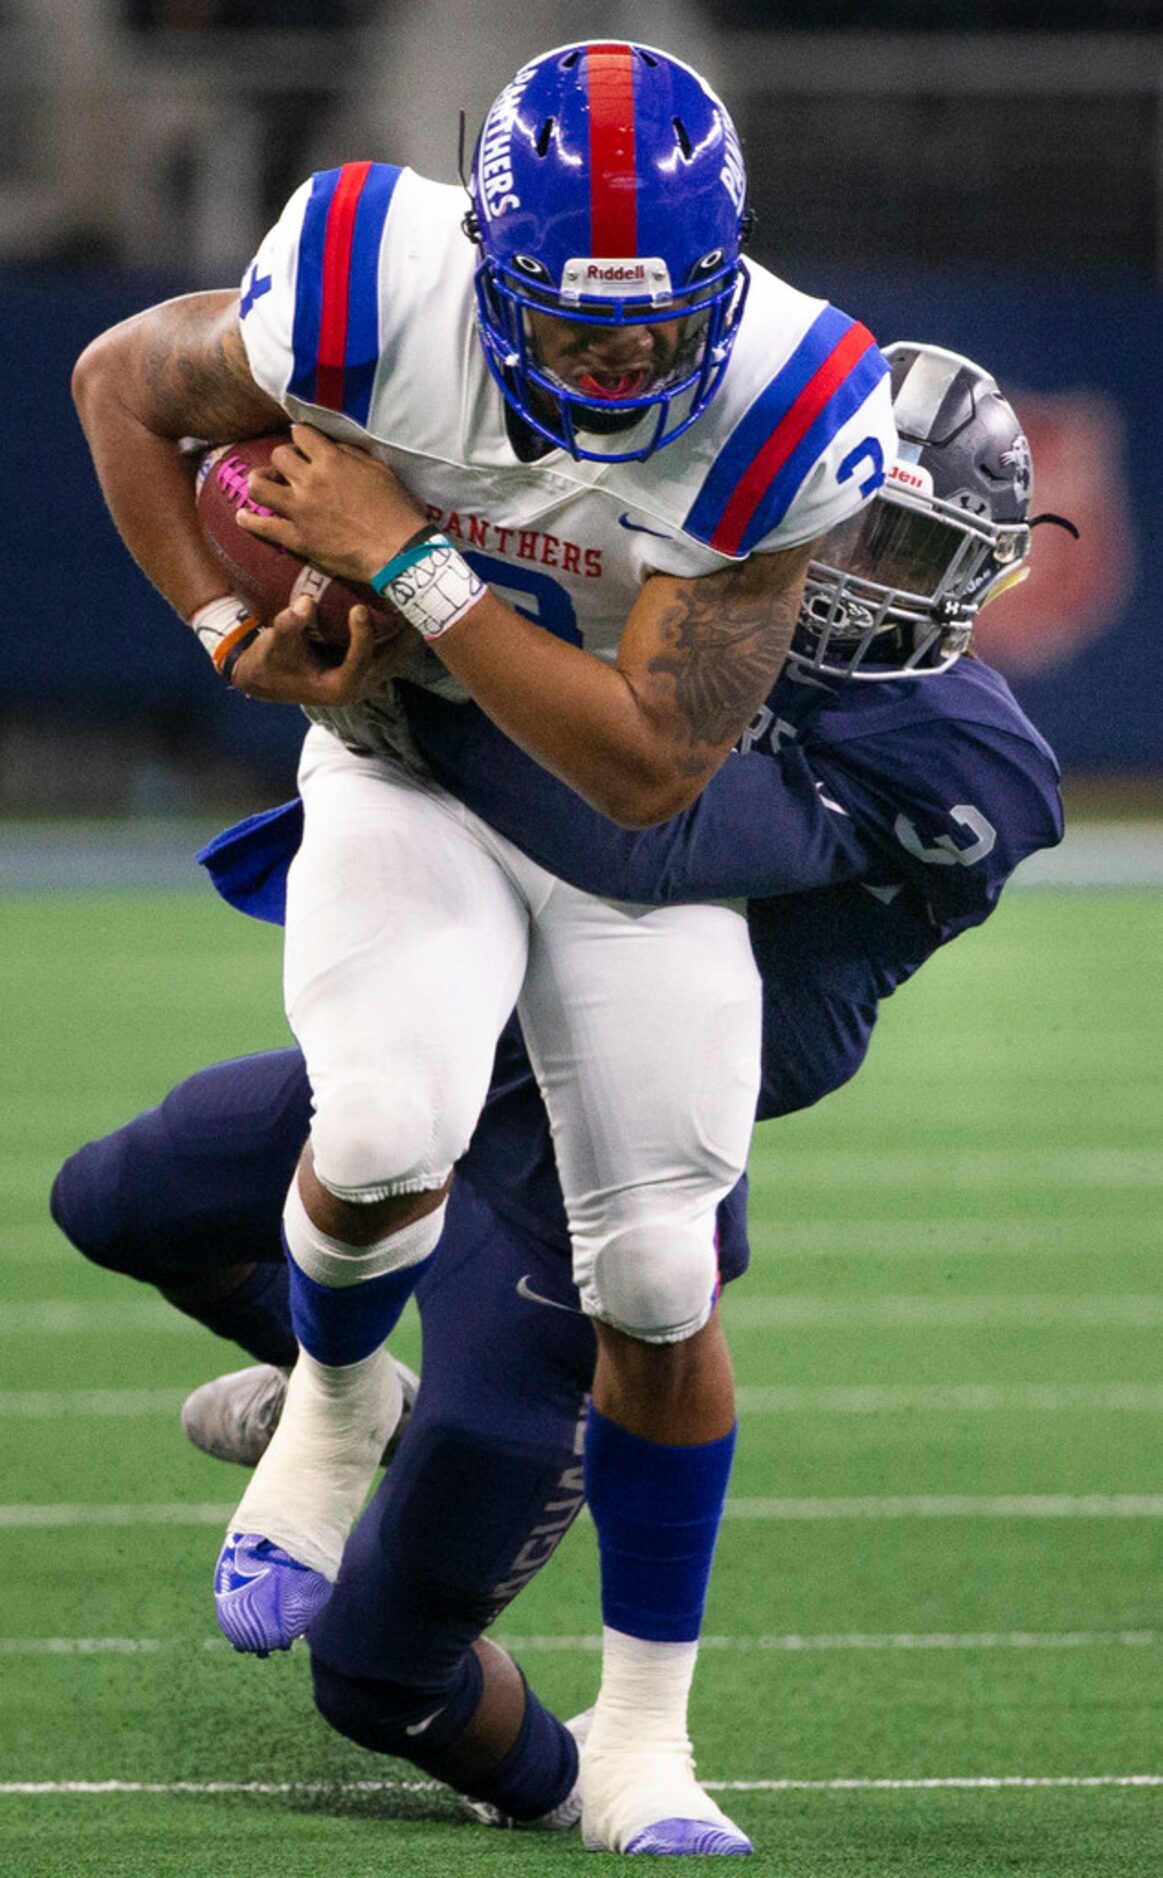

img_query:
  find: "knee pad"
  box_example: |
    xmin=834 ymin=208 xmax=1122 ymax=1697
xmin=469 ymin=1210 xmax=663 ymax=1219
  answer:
xmin=311 ymin=1646 xmax=483 ymax=1765
xmin=50 ymin=1136 xmax=153 ymax=1281
xmin=586 ymin=1223 xmax=718 ymax=1344
xmin=50 ymin=1145 xmax=111 ymax=1263
xmin=310 ymin=1073 xmax=465 ymax=1200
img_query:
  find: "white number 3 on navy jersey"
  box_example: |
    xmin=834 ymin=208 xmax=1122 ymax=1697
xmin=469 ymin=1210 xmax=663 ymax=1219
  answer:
xmin=893 ymin=805 xmax=997 ymax=867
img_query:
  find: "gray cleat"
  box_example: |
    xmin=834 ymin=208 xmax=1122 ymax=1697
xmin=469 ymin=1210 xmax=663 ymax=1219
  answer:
xmin=181 ymin=1358 xmax=420 ymax=1468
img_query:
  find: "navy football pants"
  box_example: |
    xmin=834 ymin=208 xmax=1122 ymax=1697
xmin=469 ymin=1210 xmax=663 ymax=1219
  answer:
xmin=51 ymin=1049 xmax=596 ymax=1737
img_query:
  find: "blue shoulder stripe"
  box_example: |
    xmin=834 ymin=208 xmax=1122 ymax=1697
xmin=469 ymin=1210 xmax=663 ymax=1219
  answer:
xmin=736 ymin=342 xmax=888 ymax=555
xmin=288 ymin=163 xmax=402 ymax=425
xmin=342 ymin=163 xmax=400 ymax=425
xmin=684 ymin=306 xmax=888 ymax=555
xmin=288 ymin=169 xmax=339 ymax=408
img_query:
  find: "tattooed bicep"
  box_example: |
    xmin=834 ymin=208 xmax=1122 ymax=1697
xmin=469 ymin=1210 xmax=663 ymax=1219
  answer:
xmin=641 ymin=540 xmax=819 ymax=761
xmin=126 ymin=291 xmax=285 ymax=443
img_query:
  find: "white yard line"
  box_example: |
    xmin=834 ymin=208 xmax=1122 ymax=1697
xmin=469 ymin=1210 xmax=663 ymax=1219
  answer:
xmin=745 ymin=1217 xmax=1163 ymax=1257
xmin=6 ymin=1292 xmax=1161 ymax=1338
xmin=3 ymin=1630 xmax=1156 ymax=1657
xmin=745 ymin=1149 xmax=1163 ymax=1190
xmin=0 ymin=1226 xmax=74 ymax=1256
xmin=725 ymin=1294 xmax=1163 ymax=1328
xmin=4 ymin=1494 xmax=1163 ymax=1529
xmin=0 ymin=1639 xmax=164 ymax=1653
xmin=494 ymin=1630 xmax=1158 ymax=1654
xmin=6 ymin=1381 xmax=1163 ymax=1418
xmin=0 ymin=1302 xmax=194 ymax=1334
xmin=0 ymin=1390 xmax=187 ymax=1417
xmin=17 ymin=1216 xmax=1157 ymax=1263
xmin=734 ymin=1382 xmax=1163 ymax=1412
xmin=724 ymin=1494 xmax=1163 ymax=1519
xmin=716 ymin=1775 xmax=1163 ymax=1792
xmin=0 ymin=1503 xmax=235 ymax=1527
xmin=0 ymin=1774 xmax=1159 ymax=1797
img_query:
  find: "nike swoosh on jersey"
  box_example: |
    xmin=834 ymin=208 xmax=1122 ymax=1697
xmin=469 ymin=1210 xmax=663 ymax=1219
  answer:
xmin=618 ymin=512 xmax=672 ymax=540
xmin=405 ymin=1706 xmax=446 ymax=1737
xmin=515 ymin=1274 xmax=582 ymax=1316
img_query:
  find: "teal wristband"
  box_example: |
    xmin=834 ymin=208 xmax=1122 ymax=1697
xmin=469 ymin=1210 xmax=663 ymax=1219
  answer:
xmin=369 ymin=528 xmax=449 ymax=596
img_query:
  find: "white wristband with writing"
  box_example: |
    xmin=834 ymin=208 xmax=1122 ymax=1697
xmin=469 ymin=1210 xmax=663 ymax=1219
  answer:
xmin=369 ymin=533 xmax=485 ymax=641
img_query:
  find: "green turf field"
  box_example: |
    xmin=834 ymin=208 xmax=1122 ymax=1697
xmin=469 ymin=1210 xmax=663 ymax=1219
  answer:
xmin=1 ymin=886 xmax=1160 ymax=1875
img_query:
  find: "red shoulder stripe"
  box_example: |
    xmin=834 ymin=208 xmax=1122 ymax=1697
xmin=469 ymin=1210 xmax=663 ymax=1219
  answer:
xmin=315 ymin=161 xmax=374 ymax=411
xmin=710 ymin=322 xmax=877 ymax=556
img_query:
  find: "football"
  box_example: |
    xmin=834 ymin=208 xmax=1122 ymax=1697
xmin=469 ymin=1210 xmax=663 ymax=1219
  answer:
xmin=195 ymin=434 xmax=405 ymax=656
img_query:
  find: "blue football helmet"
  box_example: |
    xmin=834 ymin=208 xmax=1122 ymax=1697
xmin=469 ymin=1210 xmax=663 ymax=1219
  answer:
xmin=792 ymin=342 xmax=1035 ymax=680
xmin=464 ymin=42 xmax=752 ymax=462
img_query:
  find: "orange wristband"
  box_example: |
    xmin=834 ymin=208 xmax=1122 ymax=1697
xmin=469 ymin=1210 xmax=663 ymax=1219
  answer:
xmin=189 ymin=596 xmax=262 ymax=681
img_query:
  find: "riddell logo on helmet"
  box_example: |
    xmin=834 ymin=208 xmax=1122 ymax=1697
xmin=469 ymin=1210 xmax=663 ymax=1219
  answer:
xmin=561 ymin=256 xmax=673 ymax=302
xmin=888 ymin=462 xmax=930 ymax=493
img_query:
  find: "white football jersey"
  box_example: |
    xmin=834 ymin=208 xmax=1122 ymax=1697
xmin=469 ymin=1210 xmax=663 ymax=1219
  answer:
xmin=239 ymin=161 xmax=896 ymax=758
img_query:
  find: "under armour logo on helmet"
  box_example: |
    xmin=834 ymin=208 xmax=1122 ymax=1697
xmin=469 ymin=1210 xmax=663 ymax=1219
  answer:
xmin=1001 ymin=434 xmax=1033 ymax=497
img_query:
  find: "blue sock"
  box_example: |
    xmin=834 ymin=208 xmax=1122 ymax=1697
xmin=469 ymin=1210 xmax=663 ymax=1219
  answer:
xmin=287 ymin=1244 xmax=434 ymax=1366
xmin=583 ymin=1405 xmax=736 ymax=1643
xmin=164 ymin=1260 xmax=297 ymax=1368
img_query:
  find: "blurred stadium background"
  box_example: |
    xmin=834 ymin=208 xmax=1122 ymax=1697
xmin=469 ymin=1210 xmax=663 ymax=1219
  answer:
xmin=0 ymin=0 xmax=1159 ymax=841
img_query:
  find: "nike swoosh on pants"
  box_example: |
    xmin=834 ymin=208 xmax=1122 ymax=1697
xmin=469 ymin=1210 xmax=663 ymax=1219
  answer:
xmin=515 ymin=1274 xmax=582 ymax=1316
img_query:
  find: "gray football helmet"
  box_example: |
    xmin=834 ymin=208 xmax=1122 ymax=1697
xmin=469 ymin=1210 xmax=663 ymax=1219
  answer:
xmin=792 ymin=341 xmax=1034 ymax=680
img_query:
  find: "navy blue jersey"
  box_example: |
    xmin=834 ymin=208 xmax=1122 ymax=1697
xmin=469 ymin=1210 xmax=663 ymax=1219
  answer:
xmin=401 ymin=657 xmax=1062 ymax=1118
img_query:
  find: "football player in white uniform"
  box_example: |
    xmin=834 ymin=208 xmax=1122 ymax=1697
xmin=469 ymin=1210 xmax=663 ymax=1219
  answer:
xmin=72 ymin=43 xmax=895 ymax=1855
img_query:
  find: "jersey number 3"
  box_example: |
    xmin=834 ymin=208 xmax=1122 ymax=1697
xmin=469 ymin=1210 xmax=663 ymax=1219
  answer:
xmin=894 ymin=806 xmax=997 ymax=867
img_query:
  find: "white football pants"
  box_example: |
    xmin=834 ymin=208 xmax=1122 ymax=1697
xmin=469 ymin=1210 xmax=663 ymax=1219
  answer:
xmin=285 ymin=728 xmax=761 ymax=1341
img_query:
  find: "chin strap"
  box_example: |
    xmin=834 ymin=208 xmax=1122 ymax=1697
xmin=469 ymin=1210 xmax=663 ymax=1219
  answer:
xmin=1030 ymin=512 xmax=1081 ymax=538
xmin=978 ymin=566 xmax=1030 ymax=611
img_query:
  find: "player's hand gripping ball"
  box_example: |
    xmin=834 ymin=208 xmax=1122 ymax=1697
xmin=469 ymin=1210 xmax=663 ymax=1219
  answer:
xmin=195 ymin=435 xmax=405 ymax=660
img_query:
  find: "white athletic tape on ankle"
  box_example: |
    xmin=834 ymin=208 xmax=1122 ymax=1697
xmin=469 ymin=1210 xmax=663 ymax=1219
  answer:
xmin=586 ymin=1628 xmax=699 ymax=1753
xmin=580 ymin=1629 xmax=743 ymax=1853
xmin=230 ymin=1345 xmax=403 ymax=1578
xmin=284 ymin=1181 xmax=445 ymax=1288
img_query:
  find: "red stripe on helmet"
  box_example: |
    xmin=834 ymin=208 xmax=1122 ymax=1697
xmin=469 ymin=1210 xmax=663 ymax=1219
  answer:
xmin=586 ymin=43 xmax=637 ymax=258
xmin=710 ymin=324 xmax=878 ymax=556
xmin=315 ymin=161 xmax=373 ymax=409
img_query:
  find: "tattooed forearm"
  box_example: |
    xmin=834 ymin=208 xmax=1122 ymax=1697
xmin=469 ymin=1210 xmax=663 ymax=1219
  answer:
xmin=127 ymin=292 xmax=284 ymax=443
xmin=645 ymin=543 xmax=814 ymax=762
xmin=71 ymin=288 xmax=291 ymax=618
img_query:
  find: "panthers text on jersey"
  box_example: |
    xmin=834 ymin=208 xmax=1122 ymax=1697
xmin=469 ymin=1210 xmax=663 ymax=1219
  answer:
xmin=238 ymin=162 xmax=896 ymax=759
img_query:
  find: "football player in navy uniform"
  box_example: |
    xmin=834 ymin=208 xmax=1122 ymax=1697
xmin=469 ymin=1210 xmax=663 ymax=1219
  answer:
xmin=55 ymin=342 xmax=1064 ymax=1846
xmin=72 ymin=43 xmax=898 ymax=1852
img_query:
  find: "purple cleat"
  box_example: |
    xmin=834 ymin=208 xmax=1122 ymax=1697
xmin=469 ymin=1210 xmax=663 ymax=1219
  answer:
xmin=624 ymin=1818 xmax=754 ymax=1855
xmin=213 ymin=1530 xmax=333 ymax=1656
xmin=581 ymin=1741 xmax=754 ymax=1855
